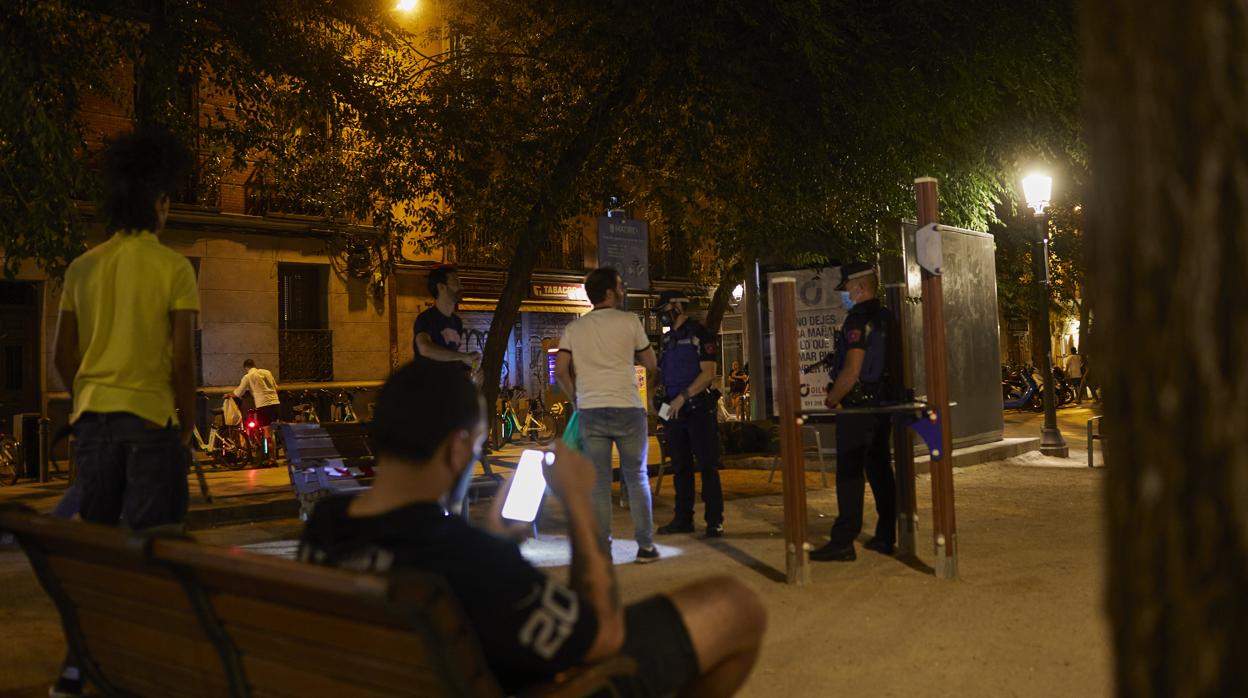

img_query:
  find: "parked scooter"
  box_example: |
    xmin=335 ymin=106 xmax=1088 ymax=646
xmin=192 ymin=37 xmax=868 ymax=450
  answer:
xmin=1052 ymin=366 xmax=1078 ymax=407
xmin=1003 ymin=365 xmax=1043 ymax=411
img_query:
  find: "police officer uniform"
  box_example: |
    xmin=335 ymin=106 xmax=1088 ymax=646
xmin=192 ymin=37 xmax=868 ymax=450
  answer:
xmin=655 ymin=291 xmax=725 ymax=537
xmin=812 ymin=262 xmax=896 ymax=561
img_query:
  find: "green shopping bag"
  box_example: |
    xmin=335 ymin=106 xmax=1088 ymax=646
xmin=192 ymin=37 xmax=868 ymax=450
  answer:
xmin=561 ymin=410 xmax=582 ymax=451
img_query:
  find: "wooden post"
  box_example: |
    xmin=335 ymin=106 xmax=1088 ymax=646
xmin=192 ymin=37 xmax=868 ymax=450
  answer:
xmin=769 ymin=277 xmax=809 ymax=585
xmin=886 ymin=283 xmax=918 ymax=557
xmin=914 ymin=177 xmax=958 ymax=579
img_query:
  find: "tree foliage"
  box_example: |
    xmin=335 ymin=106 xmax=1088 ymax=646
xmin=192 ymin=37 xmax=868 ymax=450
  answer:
xmin=3 ymin=0 xmax=1083 ymax=403
xmin=1 ymin=0 xmax=414 ymax=283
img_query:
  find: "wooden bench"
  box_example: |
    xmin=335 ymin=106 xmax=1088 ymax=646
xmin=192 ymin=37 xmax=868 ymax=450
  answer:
xmin=280 ymin=422 xmax=500 ymax=519
xmin=0 ymin=505 xmax=634 ymax=697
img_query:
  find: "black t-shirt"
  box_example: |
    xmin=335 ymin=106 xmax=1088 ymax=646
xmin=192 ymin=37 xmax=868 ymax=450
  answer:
xmin=298 ymin=496 xmax=598 ymax=694
xmin=413 ymin=306 xmax=464 ymax=356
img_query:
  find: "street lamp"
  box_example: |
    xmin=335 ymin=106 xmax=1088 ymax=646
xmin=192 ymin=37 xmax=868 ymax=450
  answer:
xmin=395 ymin=0 xmax=418 ymax=12
xmin=1023 ymin=173 xmax=1069 ymax=458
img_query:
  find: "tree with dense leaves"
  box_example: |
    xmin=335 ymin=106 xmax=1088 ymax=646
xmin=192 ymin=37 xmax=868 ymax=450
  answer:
xmin=0 ymin=0 xmax=416 ymax=283
xmin=1080 ymin=0 xmax=1248 ymax=694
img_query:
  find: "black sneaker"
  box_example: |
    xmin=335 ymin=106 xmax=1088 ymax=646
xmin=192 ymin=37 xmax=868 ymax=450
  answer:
xmin=809 ymin=542 xmax=856 ymax=562
xmin=863 ymin=537 xmax=895 ymax=556
xmin=49 ymin=677 xmax=83 ymax=698
xmin=657 ymin=520 xmax=695 ymax=535
xmin=703 ymin=523 xmax=724 ymax=539
xmin=635 ymin=546 xmax=661 ymax=564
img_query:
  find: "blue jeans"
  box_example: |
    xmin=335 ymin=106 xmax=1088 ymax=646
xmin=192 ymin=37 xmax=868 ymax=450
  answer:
xmin=73 ymin=412 xmax=190 ymax=529
xmin=578 ymin=408 xmax=653 ymax=551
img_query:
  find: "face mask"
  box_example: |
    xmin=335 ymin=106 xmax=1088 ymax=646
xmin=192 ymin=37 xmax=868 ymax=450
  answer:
xmin=839 ymin=291 xmax=854 ymax=310
xmin=658 ymin=310 xmax=675 ymax=327
xmin=444 ymin=448 xmax=480 ymax=516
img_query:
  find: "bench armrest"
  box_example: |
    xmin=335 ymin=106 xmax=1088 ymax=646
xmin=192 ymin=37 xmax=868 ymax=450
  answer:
xmin=518 ymin=655 xmax=638 ymax=698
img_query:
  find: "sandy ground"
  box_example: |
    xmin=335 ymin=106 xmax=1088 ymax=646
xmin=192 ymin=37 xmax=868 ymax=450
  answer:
xmin=0 ymin=443 xmax=1110 ymax=697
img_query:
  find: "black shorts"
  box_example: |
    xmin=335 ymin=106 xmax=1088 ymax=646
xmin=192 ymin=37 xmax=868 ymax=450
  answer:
xmin=254 ymin=404 xmax=280 ymax=427
xmin=612 ymin=595 xmax=699 ymax=697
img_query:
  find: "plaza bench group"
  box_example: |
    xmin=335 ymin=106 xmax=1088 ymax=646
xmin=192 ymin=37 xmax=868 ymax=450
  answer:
xmin=0 ymin=505 xmax=634 ymax=697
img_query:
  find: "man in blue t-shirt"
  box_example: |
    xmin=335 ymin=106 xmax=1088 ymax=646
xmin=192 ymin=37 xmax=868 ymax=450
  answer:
xmin=413 ymin=264 xmax=479 ymax=373
xmin=299 ymin=361 xmax=767 ymax=697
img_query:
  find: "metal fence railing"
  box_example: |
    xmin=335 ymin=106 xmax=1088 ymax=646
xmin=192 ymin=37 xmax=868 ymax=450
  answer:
xmin=279 ymin=330 xmax=334 ymax=382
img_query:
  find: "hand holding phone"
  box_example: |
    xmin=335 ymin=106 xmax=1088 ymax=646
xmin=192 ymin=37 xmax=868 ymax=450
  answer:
xmin=658 ymin=402 xmax=672 ymax=420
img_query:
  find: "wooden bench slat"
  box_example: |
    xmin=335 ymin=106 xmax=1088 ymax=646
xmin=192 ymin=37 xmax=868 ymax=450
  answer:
xmin=62 ymin=583 xmax=204 ymax=637
xmin=78 ymin=607 xmax=224 ymax=671
xmin=243 ymin=654 xmax=435 ymax=698
xmin=229 ymin=625 xmax=440 ymax=694
xmin=49 ymin=556 xmax=191 ymax=610
xmin=92 ymin=644 xmax=228 ymax=698
xmin=212 ymin=593 xmax=431 ymax=663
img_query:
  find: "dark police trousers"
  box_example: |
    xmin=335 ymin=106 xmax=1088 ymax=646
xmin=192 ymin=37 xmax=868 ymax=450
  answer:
xmin=829 ymin=412 xmax=896 ymax=547
xmin=664 ymin=398 xmax=724 ymax=526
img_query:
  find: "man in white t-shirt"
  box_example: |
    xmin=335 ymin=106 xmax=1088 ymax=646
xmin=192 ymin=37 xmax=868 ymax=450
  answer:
xmin=233 ymin=359 xmax=281 ymax=461
xmin=555 ymin=267 xmax=660 ymax=563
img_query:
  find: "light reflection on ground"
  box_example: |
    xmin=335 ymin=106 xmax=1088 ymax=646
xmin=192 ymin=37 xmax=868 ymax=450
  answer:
xmin=239 ymin=536 xmax=685 ymax=568
xmin=519 ymin=535 xmax=684 ymax=568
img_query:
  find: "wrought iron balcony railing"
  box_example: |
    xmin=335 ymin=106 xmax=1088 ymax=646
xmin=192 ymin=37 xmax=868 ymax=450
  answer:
xmin=279 ymin=329 xmax=334 ymax=382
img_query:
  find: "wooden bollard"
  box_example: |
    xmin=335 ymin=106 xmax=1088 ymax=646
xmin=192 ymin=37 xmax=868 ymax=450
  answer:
xmin=769 ymin=277 xmax=810 ymax=586
xmin=915 ymin=176 xmax=959 ymax=580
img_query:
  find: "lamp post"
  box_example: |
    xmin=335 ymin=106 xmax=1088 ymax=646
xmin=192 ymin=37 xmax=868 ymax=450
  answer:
xmin=1022 ymin=173 xmax=1069 ymax=458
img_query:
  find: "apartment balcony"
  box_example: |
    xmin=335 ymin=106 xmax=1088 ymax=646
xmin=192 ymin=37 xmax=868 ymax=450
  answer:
xmin=279 ymin=330 xmax=334 ymax=382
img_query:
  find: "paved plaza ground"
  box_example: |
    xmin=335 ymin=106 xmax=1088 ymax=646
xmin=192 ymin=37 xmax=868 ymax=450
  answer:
xmin=0 ymin=406 xmax=1109 ymax=696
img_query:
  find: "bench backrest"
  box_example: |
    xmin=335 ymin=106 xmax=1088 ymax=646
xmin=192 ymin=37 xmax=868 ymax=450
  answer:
xmin=281 ymin=422 xmax=374 ymax=465
xmin=0 ymin=507 xmax=503 ymax=698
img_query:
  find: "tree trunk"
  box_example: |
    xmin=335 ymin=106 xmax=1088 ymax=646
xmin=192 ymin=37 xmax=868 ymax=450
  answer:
xmin=702 ymin=261 xmax=744 ymax=335
xmin=1080 ymin=2 xmax=1248 ymax=695
xmin=478 ymin=45 xmax=657 ymax=420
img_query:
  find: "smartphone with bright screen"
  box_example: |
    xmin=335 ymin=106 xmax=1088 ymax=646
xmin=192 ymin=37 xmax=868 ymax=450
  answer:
xmin=501 ymin=449 xmax=551 ymax=522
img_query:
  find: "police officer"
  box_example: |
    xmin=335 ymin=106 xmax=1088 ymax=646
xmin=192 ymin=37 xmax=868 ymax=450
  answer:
xmin=654 ymin=290 xmax=725 ymax=538
xmin=810 ymin=262 xmax=897 ymax=562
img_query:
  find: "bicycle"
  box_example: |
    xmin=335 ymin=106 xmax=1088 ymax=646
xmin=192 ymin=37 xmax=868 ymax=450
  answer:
xmin=504 ymin=389 xmax=557 ymax=444
xmin=191 ymin=394 xmax=255 ymax=470
xmin=290 ymin=390 xmax=321 ymax=423
xmin=494 ymin=388 xmax=521 ymax=447
xmin=330 ymin=389 xmax=359 ymax=423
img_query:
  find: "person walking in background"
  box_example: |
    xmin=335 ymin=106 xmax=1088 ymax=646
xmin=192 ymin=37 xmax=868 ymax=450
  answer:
xmin=728 ymin=361 xmax=748 ymax=419
xmin=49 ymin=129 xmax=200 ymax=697
xmin=234 ymin=359 xmax=281 ymax=463
xmin=555 ymin=267 xmax=660 ymax=563
xmin=1065 ymin=346 xmax=1085 ymax=404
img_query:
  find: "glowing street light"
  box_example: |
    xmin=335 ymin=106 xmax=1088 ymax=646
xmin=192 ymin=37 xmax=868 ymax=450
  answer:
xmin=1022 ymin=173 xmax=1053 ymax=214
xmin=395 ymin=0 xmax=418 ymax=12
xmin=1021 ymin=171 xmax=1068 ymax=458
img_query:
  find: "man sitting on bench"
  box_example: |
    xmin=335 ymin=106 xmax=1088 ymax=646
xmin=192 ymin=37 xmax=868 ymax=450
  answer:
xmin=298 ymin=359 xmax=767 ymax=697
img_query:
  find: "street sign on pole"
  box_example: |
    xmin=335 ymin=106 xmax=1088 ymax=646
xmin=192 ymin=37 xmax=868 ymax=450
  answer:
xmin=596 ymin=217 xmax=650 ymax=291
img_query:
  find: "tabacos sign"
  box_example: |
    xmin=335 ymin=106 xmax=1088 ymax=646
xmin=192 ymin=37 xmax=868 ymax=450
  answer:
xmin=530 ymin=282 xmax=590 ymax=303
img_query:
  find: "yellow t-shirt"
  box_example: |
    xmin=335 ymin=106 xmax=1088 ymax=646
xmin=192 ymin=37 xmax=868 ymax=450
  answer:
xmin=60 ymin=231 xmax=200 ymax=426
